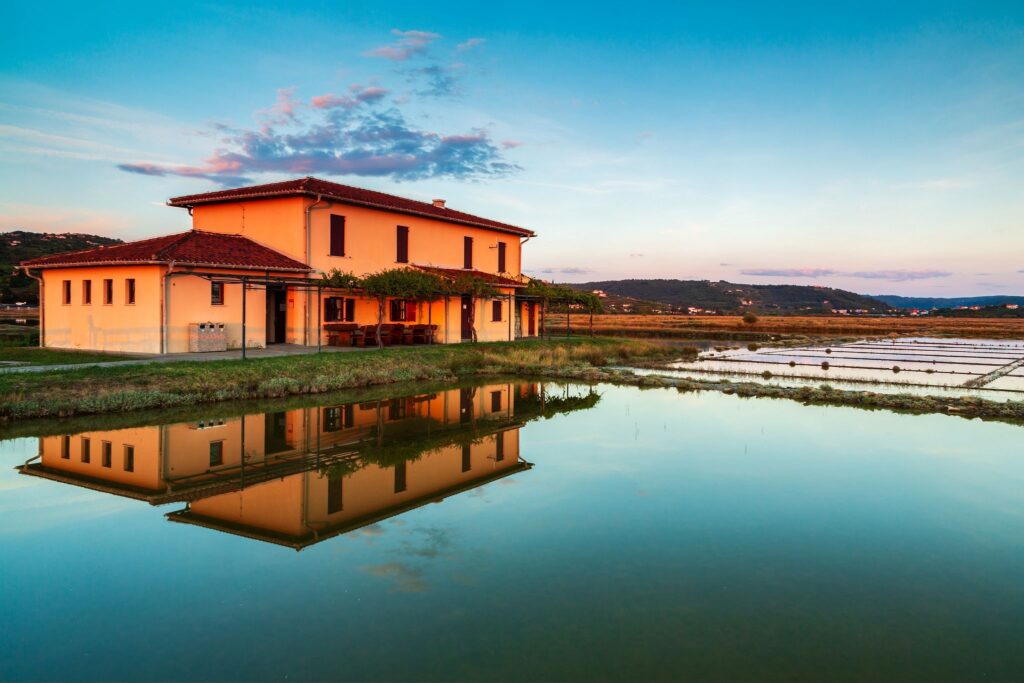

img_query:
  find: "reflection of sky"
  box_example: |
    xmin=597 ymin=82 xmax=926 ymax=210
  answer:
xmin=2 ymin=385 xmax=1024 ymax=680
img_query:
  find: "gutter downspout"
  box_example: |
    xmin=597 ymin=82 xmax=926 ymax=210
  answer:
xmin=20 ymin=267 xmax=44 ymax=348
xmin=162 ymin=261 xmax=176 ymax=354
xmin=304 ymin=195 xmax=332 ymax=345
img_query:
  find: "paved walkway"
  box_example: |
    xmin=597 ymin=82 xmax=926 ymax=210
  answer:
xmin=0 ymin=343 xmax=366 ymax=374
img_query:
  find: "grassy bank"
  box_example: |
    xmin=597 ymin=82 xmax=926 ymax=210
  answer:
xmin=0 ymin=347 xmax=135 ymax=366
xmin=0 ymin=338 xmax=673 ymax=421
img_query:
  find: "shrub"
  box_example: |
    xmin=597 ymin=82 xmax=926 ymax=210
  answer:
xmin=821 ymin=361 xmax=830 ymax=370
xmin=747 ymin=343 xmax=759 ymax=352
xmin=742 ymin=311 xmax=759 ymax=324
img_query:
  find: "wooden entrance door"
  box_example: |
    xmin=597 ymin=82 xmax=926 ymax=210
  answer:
xmin=265 ymin=287 xmax=286 ymax=344
xmin=461 ymin=295 xmax=473 ymax=341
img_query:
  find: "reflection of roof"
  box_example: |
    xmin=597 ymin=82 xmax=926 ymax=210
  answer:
xmin=168 ymin=176 xmax=535 ymax=237
xmin=168 ymin=456 xmax=532 ymax=551
xmin=18 ymin=463 xmax=164 ymax=502
xmin=413 ymin=264 xmax=526 ymax=288
xmin=21 ymin=230 xmax=312 ymax=271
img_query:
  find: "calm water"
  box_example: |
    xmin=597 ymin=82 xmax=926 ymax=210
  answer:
xmin=2 ymin=380 xmax=1024 ymax=682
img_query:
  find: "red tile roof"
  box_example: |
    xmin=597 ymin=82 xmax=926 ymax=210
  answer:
xmin=413 ymin=264 xmax=526 ymax=288
xmin=21 ymin=230 xmax=312 ymax=272
xmin=167 ymin=177 xmax=535 ymax=237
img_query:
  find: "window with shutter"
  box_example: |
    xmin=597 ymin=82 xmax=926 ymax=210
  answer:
xmin=463 ymin=236 xmax=473 ymax=269
xmin=344 ymin=298 xmax=355 ymax=322
xmin=497 ymin=242 xmax=506 ymax=272
xmin=330 ymin=215 xmax=346 ymax=256
xmin=406 ymin=300 xmax=417 ymax=321
xmin=396 ymin=225 xmax=409 ymax=263
xmin=491 ymin=300 xmax=502 ymax=321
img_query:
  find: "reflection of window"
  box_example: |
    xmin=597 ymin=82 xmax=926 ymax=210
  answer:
xmin=394 ymin=462 xmax=407 ymax=493
xmin=211 ymin=281 xmax=224 ymax=305
xmin=61 ymin=435 xmax=70 ymax=459
xmin=324 ymin=297 xmax=355 ymax=322
xmin=495 ymin=433 xmax=504 ymax=462
xmin=123 ymin=445 xmax=135 ymax=472
xmin=461 ymin=444 xmax=472 ymax=472
xmin=490 ymin=390 xmax=502 ymax=412
xmin=209 ymin=441 xmax=224 ymax=467
xmin=387 ymin=398 xmax=408 ymax=421
xmin=323 ymin=405 xmax=354 ymax=432
xmin=327 ymin=472 xmax=343 ymax=514
xmin=101 ymin=441 xmax=112 ymax=468
xmin=81 ymin=437 xmax=91 ymax=463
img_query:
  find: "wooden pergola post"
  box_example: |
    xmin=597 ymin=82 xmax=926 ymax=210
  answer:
xmin=241 ymin=276 xmax=247 ymax=360
xmin=316 ymin=283 xmax=322 ymax=354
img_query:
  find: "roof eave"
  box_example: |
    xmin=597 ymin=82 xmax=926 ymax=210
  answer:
xmin=21 ymin=260 xmax=312 ymax=272
xmin=169 ymin=190 xmax=536 ymax=237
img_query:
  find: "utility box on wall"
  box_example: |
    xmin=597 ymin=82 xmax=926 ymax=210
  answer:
xmin=188 ymin=322 xmax=227 ymax=352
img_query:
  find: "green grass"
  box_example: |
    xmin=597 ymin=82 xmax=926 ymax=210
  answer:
xmin=0 ymin=347 xmax=135 ymax=366
xmin=0 ymin=337 xmax=674 ymax=420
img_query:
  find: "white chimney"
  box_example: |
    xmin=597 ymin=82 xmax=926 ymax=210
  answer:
xmin=432 ymin=199 xmax=446 ymax=208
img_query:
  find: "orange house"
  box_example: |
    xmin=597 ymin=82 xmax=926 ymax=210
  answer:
xmin=21 ymin=177 xmax=539 ymax=353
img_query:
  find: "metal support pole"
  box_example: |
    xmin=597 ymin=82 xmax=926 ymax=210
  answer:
xmin=317 ymin=284 xmax=322 ymax=354
xmin=566 ymin=305 xmax=570 ymax=338
xmin=241 ymin=277 xmax=247 ymax=360
xmin=507 ymin=293 xmax=512 ymax=341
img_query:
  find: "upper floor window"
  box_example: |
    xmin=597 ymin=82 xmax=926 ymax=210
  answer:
xmin=125 ymin=279 xmax=136 ymax=305
xmin=497 ymin=242 xmax=507 ymax=273
xmin=396 ymin=225 xmax=409 ymax=263
xmin=62 ymin=280 xmax=71 ymax=305
xmin=463 ymin=236 xmax=473 ymax=269
xmin=330 ymin=215 xmax=346 ymax=256
xmin=103 ymin=279 xmax=114 ymax=305
xmin=211 ymin=281 xmax=224 ymax=306
xmin=82 ymin=280 xmax=92 ymax=305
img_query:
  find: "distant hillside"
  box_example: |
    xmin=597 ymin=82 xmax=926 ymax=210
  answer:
xmin=875 ymin=294 xmax=1024 ymax=310
xmin=2 ymin=231 xmax=122 ymax=304
xmin=570 ymin=279 xmax=890 ymax=314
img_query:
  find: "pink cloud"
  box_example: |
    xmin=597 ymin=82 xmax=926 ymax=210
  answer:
xmin=456 ymin=37 xmax=486 ymax=52
xmin=311 ymin=85 xmax=389 ymax=110
xmin=363 ymin=29 xmax=441 ymax=61
xmin=500 ymin=140 xmax=523 ymax=149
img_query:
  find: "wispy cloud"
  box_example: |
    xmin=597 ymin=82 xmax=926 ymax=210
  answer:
xmin=456 ymin=37 xmax=485 ymax=52
xmin=406 ymin=64 xmax=460 ymax=97
xmin=741 ymin=268 xmax=953 ymax=282
xmin=118 ymin=86 xmax=519 ymax=185
xmin=535 ymin=266 xmax=593 ymax=275
xmin=363 ymin=29 xmax=441 ymax=61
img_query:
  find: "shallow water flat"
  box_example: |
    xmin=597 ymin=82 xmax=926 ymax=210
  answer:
xmin=2 ymin=380 xmax=1024 ymax=682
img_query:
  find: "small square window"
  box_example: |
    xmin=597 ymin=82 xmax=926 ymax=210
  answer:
xmin=211 ymin=282 xmax=224 ymax=305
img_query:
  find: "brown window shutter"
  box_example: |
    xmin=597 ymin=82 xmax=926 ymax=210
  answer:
xmin=497 ymin=242 xmax=506 ymax=272
xmin=330 ymin=215 xmax=345 ymax=256
xmin=463 ymin=236 xmax=473 ymax=269
xmin=396 ymin=225 xmax=409 ymax=263
xmin=344 ymin=298 xmax=355 ymax=322
xmin=406 ymin=300 xmax=417 ymax=321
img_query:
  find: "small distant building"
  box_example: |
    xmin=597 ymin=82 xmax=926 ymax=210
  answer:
xmin=1007 ymin=303 xmax=1019 ymax=310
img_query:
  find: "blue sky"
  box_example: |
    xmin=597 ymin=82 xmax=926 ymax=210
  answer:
xmin=2 ymin=1 xmax=1022 ymax=295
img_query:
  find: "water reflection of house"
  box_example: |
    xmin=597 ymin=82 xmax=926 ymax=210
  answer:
xmin=20 ymin=383 xmax=574 ymax=549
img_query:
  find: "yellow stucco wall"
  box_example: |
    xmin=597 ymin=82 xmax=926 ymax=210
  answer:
xmin=166 ymin=273 xmax=267 ymax=353
xmin=41 ymin=265 xmax=163 ymax=353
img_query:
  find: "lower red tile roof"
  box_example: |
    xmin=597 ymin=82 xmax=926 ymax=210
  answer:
xmin=413 ymin=264 xmax=525 ymax=288
xmin=21 ymin=230 xmax=312 ymax=272
xmin=167 ymin=177 xmax=535 ymax=237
